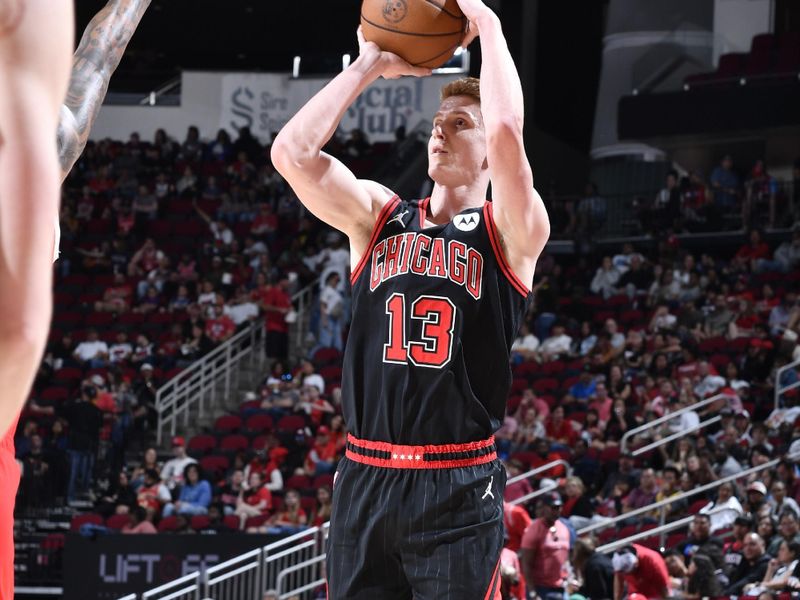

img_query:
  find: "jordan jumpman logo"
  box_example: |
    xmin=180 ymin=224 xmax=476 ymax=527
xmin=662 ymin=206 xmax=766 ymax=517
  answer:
xmin=481 ymin=476 xmax=495 ymax=500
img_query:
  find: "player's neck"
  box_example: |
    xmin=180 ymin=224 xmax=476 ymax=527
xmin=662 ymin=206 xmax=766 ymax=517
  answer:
xmin=428 ymin=183 xmax=487 ymax=225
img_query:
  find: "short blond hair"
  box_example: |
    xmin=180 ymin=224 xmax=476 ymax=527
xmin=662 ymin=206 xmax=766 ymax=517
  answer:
xmin=440 ymin=77 xmax=481 ymax=103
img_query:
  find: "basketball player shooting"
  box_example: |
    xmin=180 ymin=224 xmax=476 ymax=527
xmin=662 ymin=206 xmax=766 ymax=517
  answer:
xmin=272 ymin=0 xmax=550 ymax=596
xmin=0 ymin=2 xmax=150 ymax=598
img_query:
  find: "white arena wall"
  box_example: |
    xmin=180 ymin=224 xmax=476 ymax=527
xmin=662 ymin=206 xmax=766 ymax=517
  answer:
xmin=90 ymin=71 xmax=460 ymax=144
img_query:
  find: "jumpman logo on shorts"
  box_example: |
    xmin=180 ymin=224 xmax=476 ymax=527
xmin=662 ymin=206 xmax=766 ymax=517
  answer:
xmin=387 ymin=210 xmax=409 ymax=228
xmin=481 ymin=476 xmax=494 ymax=500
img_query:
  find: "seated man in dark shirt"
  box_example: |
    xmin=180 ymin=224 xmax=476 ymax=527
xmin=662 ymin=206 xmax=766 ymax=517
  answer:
xmin=677 ymin=513 xmax=724 ymax=569
xmin=724 ymin=532 xmax=772 ymax=596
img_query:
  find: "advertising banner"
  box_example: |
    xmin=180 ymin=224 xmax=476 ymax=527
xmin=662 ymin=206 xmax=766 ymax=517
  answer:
xmin=220 ymin=73 xmax=458 ymax=143
xmin=63 ymin=533 xmax=278 ymax=600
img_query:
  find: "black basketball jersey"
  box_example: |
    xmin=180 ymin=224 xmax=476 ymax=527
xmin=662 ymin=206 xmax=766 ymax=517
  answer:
xmin=341 ymin=196 xmax=532 ymax=445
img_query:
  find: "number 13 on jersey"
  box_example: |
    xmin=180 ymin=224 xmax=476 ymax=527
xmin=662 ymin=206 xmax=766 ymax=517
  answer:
xmin=383 ymin=293 xmax=457 ymax=368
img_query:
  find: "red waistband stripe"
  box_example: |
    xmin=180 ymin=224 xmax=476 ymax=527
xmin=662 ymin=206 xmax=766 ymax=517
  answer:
xmin=345 ymin=434 xmax=497 ymax=469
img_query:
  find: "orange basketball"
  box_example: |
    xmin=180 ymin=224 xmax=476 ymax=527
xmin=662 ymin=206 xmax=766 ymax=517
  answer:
xmin=360 ymin=0 xmax=467 ymax=68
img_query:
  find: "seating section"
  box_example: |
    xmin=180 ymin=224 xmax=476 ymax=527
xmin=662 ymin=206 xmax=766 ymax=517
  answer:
xmin=685 ymin=32 xmax=800 ymax=88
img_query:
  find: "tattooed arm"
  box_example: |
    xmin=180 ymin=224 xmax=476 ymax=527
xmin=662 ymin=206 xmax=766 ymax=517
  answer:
xmin=57 ymin=0 xmax=152 ymax=181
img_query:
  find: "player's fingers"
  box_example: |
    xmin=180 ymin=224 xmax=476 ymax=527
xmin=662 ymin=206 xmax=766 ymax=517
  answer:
xmin=409 ymin=66 xmax=433 ymax=78
xmin=357 ymin=25 xmax=366 ymax=45
xmin=461 ymin=22 xmax=479 ymax=48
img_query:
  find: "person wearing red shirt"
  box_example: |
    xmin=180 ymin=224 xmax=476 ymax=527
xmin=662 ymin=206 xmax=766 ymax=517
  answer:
xmin=250 ymin=202 xmax=279 ymax=238
xmin=531 ymin=438 xmax=567 ymax=479
xmin=136 ymin=469 xmax=171 ymax=516
xmin=504 ymin=459 xmax=534 ymax=504
xmin=260 ymin=277 xmax=292 ymax=360
xmin=235 ymin=471 xmax=272 ymax=529
xmin=304 ymin=426 xmax=338 ymax=476
xmin=612 ymin=544 xmax=671 ymax=600
xmin=504 ymin=501 xmax=532 ymax=553
xmin=545 ymin=406 xmax=577 ymax=447
xmin=205 ymin=304 xmax=236 ymax=343
xmin=520 ymin=492 xmax=570 ymax=600
xmin=734 ymin=230 xmax=771 ymax=265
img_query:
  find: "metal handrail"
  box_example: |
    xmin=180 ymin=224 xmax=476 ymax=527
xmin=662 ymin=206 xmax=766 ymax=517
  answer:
xmin=775 ymin=356 xmax=800 ymax=410
xmin=621 ymin=393 xmax=725 ymax=453
xmin=275 ymin=555 xmax=327 ymax=599
xmin=507 ymin=459 xmax=571 ymax=485
xmin=155 ymin=318 xmax=265 ymax=445
xmin=597 ymin=505 xmax=732 ymax=554
xmin=140 ymin=571 xmax=201 ymax=600
xmin=289 ymin=279 xmax=318 ymax=361
xmin=506 ymin=459 xmax=571 ymax=507
xmin=630 ymin=416 xmax=721 ymax=456
xmin=577 ymin=454 xmax=792 ymax=537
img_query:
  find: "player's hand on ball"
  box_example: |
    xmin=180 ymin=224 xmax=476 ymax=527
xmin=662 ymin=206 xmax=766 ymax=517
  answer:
xmin=454 ymin=0 xmax=495 ymax=48
xmin=357 ymin=26 xmax=432 ymax=80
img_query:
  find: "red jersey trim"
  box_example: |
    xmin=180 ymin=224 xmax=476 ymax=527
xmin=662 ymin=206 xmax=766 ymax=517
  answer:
xmin=418 ymin=197 xmax=431 ymax=228
xmin=482 ymin=202 xmax=531 ymax=298
xmin=346 ymin=433 xmax=497 ymax=470
xmin=350 ymin=195 xmax=401 ymax=285
xmin=483 ymin=558 xmax=502 ymax=600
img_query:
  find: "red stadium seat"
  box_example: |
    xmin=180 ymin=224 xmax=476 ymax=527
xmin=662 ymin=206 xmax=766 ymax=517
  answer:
xmin=191 ymin=515 xmax=211 ymax=531
xmin=285 ymin=475 xmax=312 ymax=490
xmin=40 ymin=386 xmax=70 ymax=403
xmin=688 ymin=499 xmax=708 ymax=514
xmin=245 ymin=515 xmax=270 ymax=529
xmin=251 ymin=435 xmax=269 ymax=451
xmin=532 ymin=378 xmax=559 ymax=394
xmin=200 ymin=455 xmax=230 ymax=476
xmin=312 ymin=347 xmax=343 ymax=365
xmin=187 ymin=434 xmax=217 ymax=457
xmin=106 ymin=514 xmax=130 ymax=530
xmin=224 ymin=515 xmax=240 ymax=531
xmin=300 ymin=496 xmax=317 ymax=514
xmin=319 ymin=366 xmax=343 ymax=381
xmin=158 ymin=516 xmax=180 ymax=532
xmin=245 ymin=414 xmax=273 ymax=434
xmin=276 ymin=415 xmax=306 ymax=432
xmin=70 ymin=513 xmax=103 ymax=531
xmin=214 ymin=415 xmax=242 ymax=434
xmin=313 ymin=474 xmax=334 ymax=489
xmin=219 ymin=434 xmax=249 ymax=453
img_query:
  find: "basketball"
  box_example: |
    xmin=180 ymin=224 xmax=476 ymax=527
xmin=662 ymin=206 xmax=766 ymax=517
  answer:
xmin=360 ymin=0 xmax=467 ymax=68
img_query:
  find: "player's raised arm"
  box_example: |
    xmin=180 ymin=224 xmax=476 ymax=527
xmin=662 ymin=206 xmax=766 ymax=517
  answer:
xmin=57 ymin=0 xmax=152 ymax=181
xmin=271 ymin=28 xmax=430 ymax=257
xmin=0 ymin=0 xmax=74 ymax=437
xmin=457 ymin=0 xmax=550 ymax=288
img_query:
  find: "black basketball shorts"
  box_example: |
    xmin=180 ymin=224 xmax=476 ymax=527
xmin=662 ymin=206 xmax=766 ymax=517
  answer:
xmin=326 ymin=434 xmax=505 ymax=600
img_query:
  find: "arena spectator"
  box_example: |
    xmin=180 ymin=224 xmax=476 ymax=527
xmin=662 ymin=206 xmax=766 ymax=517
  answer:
xmin=520 ymin=492 xmax=570 ymax=600
xmin=511 ymin=322 xmax=540 ymax=363
xmin=676 ymin=513 xmax=724 ymax=568
xmin=163 ymin=464 xmax=212 ymax=517
xmin=611 ymin=544 xmax=671 ymax=600
xmin=235 ymin=471 xmax=272 ymax=529
xmin=504 ymin=459 xmax=534 ymax=504
xmin=590 ymin=256 xmax=621 ymax=299
xmin=769 ymin=481 xmax=800 ymax=520
xmin=685 ymin=553 xmax=723 ymax=599
xmin=122 ymin=506 xmax=157 ymax=534
xmin=205 ymin=302 xmax=237 ymax=343
xmin=767 ymin=510 xmax=800 ymax=556
xmin=710 ymin=155 xmax=740 ymax=213
xmin=72 ymin=329 xmax=109 ymax=368
xmin=304 ymin=426 xmax=337 ymax=476
xmin=700 ymin=481 xmax=744 ymax=532
xmin=319 ymin=272 xmax=345 ymax=351
xmin=160 ymin=436 xmax=197 ymax=491
xmin=312 ymin=485 xmax=332 ymax=527
xmin=261 ymin=276 xmax=292 ymax=360
xmin=570 ymin=537 xmax=614 ymax=600
xmin=504 ymin=501 xmax=532 ymax=553
xmin=742 ymin=539 xmax=800 ymax=597
xmin=561 ymin=476 xmax=596 ymax=530
xmin=136 ymin=468 xmax=171 ymax=518
xmin=63 ymin=384 xmax=104 ymax=502
xmin=723 ymin=533 xmax=772 ymax=595
xmin=537 ymin=324 xmax=573 ymax=362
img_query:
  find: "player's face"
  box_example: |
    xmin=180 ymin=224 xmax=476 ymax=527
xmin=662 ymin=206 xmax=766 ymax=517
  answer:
xmin=427 ymin=96 xmax=486 ymax=186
